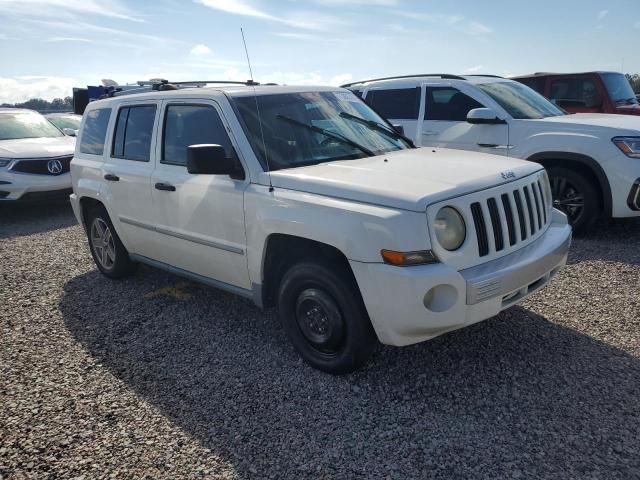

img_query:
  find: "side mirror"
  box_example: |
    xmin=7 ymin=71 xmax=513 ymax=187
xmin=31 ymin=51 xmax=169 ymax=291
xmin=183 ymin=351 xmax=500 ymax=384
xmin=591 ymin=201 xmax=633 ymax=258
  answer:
xmin=467 ymin=108 xmax=506 ymax=125
xmin=392 ymin=124 xmax=405 ymax=136
xmin=63 ymin=128 xmax=78 ymax=137
xmin=186 ymin=144 xmax=243 ymax=178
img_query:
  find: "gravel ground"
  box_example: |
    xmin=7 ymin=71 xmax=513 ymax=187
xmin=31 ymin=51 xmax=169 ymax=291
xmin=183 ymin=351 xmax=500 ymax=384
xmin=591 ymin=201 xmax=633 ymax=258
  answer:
xmin=1 ymin=202 xmax=639 ymax=479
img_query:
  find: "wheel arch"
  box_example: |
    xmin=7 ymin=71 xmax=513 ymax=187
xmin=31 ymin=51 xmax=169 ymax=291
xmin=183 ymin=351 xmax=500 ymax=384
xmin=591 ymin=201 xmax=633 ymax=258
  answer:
xmin=79 ymin=196 xmax=106 ymax=229
xmin=527 ymin=151 xmax=612 ymax=216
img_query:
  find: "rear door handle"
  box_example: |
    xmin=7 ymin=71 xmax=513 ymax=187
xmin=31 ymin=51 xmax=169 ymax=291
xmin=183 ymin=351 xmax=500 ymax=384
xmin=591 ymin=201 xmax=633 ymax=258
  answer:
xmin=155 ymin=182 xmax=176 ymax=192
xmin=423 ymin=131 xmax=437 ymax=136
xmin=104 ymin=173 xmax=120 ymax=181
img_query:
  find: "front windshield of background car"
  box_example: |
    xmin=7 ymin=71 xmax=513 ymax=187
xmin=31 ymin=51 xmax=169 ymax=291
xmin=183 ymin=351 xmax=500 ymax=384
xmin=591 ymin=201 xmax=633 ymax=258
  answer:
xmin=47 ymin=116 xmax=81 ymax=130
xmin=478 ymin=81 xmax=565 ymax=119
xmin=602 ymin=73 xmax=638 ymax=104
xmin=0 ymin=112 xmax=64 ymax=140
xmin=232 ymin=91 xmax=410 ymax=171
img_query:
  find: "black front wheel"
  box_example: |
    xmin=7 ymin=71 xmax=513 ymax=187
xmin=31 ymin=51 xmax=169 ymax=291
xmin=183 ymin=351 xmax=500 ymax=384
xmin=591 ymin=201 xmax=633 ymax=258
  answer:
xmin=278 ymin=261 xmax=376 ymax=374
xmin=547 ymin=167 xmax=600 ymax=233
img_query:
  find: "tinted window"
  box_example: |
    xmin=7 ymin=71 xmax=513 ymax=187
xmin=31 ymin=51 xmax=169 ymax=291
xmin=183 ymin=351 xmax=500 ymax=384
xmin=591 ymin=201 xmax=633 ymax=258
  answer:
xmin=602 ymin=73 xmax=638 ymax=104
xmin=365 ymin=88 xmax=420 ymax=120
xmin=516 ymin=77 xmax=545 ymax=94
xmin=80 ymin=108 xmax=111 ymax=155
xmin=549 ymin=78 xmax=601 ymax=108
xmin=424 ymin=87 xmax=483 ymax=121
xmin=163 ymin=105 xmax=234 ymax=166
xmin=112 ymin=105 xmax=156 ymax=161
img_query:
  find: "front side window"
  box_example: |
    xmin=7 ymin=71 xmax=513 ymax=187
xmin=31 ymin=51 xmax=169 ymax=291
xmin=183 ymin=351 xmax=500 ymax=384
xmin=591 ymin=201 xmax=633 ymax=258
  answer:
xmin=0 ymin=111 xmax=64 ymax=141
xmin=80 ymin=108 xmax=111 ymax=155
xmin=112 ymin=105 xmax=156 ymax=161
xmin=162 ymin=104 xmax=235 ymax=166
xmin=366 ymin=87 xmax=420 ymax=120
xmin=232 ymin=90 xmax=410 ymax=171
xmin=424 ymin=87 xmax=483 ymax=121
xmin=478 ymin=81 xmax=564 ymax=119
xmin=549 ymin=77 xmax=601 ymax=108
xmin=602 ymin=73 xmax=638 ymax=105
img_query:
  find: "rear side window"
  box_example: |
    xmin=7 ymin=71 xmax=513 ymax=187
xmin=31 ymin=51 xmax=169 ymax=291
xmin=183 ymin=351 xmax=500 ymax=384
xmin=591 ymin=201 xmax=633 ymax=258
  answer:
xmin=549 ymin=78 xmax=600 ymax=108
xmin=424 ymin=87 xmax=483 ymax=121
xmin=162 ymin=104 xmax=235 ymax=166
xmin=79 ymin=108 xmax=111 ymax=155
xmin=112 ymin=105 xmax=156 ymax=161
xmin=516 ymin=77 xmax=545 ymax=94
xmin=365 ymin=87 xmax=420 ymax=120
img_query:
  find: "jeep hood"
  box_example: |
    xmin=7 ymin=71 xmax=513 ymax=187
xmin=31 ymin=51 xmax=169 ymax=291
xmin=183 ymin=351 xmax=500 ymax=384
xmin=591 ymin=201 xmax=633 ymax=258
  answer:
xmin=538 ymin=113 xmax=640 ymax=134
xmin=268 ymin=148 xmax=541 ymax=211
xmin=0 ymin=136 xmax=76 ymax=159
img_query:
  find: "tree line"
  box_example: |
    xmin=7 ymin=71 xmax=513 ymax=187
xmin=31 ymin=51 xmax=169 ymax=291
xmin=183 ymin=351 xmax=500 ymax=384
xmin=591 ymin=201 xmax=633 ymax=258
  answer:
xmin=625 ymin=74 xmax=640 ymax=93
xmin=0 ymin=96 xmax=74 ymax=113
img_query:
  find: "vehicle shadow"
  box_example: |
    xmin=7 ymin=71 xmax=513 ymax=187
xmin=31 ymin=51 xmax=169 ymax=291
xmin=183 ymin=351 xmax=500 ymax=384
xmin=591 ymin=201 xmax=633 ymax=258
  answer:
xmin=0 ymin=201 xmax=77 ymax=240
xmin=60 ymin=267 xmax=640 ymax=479
xmin=568 ymin=217 xmax=640 ymax=265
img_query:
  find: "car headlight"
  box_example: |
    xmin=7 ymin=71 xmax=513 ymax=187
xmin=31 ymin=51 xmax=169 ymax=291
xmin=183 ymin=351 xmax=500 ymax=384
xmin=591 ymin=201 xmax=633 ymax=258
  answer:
xmin=0 ymin=158 xmax=10 ymax=168
xmin=612 ymin=136 xmax=640 ymax=158
xmin=434 ymin=206 xmax=466 ymax=251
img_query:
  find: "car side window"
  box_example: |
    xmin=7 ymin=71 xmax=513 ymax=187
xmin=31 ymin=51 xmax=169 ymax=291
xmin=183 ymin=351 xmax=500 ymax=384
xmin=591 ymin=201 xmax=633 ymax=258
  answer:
xmin=112 ymin=105 xmax=156 ymax=162
xmin=549 ymin=78 xmax=600 ymax=108
xmin=365 ymin=87 xmax=420 ymax=120
xmin=162 ymin=104 xmax=235 ymax=166
xmin=424 ymin=87 xmax=483 ymax=121
xmin=79 ymin=108 xmax=111 ymax=155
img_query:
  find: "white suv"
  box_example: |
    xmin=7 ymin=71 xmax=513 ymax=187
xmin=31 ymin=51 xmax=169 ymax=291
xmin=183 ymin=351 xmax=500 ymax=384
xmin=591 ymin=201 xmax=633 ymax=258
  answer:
xmin=70 ymin=82 xmax=571 ymax=373
xmin=345 ymin=75 xmax=640 ymax=232
xmin=0 ymin=108 xmax=76 ymax=202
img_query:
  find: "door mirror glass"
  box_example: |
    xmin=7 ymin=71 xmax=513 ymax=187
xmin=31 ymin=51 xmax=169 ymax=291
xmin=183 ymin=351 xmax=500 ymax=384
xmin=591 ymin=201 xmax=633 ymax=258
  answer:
xmin=392 ymin=124 xmax=404 ymax=135
xmin=62 ymin=127 xmax=78 ymax=137
xmin=186 ymin=144 xmax=241 ymax=176
xmin=467 ymin=108 xmax=505 ymax=125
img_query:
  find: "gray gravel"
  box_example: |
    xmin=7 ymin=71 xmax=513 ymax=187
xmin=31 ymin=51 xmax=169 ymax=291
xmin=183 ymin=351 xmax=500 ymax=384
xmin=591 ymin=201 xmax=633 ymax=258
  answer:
xmin=1 ymin=202 xmax=639 ymax=479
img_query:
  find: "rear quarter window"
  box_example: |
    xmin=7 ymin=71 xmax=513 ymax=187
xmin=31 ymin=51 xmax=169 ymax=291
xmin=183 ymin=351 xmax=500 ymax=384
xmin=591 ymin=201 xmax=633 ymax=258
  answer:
xmin=365 ymin=87 xmax=420 ymax=120
xmin=79 ymin=108 xmax=111 ymax=155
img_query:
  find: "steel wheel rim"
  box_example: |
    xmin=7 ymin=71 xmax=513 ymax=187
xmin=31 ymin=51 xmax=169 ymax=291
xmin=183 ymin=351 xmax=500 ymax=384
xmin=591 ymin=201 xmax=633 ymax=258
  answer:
xmin=91 ymin=218 xmax=116 ymax=270
xmin=295 ymin=288 xmax=345 ymax=354
xmin=551 ymin=176 xmax=584 ymax=224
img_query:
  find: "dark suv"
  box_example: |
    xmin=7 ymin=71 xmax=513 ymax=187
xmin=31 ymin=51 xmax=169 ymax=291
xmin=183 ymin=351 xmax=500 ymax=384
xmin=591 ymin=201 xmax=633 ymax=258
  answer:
xmin=514 ymin=72 xmax=640 ymax=115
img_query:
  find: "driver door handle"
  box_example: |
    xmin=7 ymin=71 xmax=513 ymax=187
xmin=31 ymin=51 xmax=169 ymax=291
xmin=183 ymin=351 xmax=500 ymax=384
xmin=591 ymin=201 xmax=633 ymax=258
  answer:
xmin=155 ymin=182 xmax=176 ymax=192
xmin=104 ymin=173 xmax=120 ymax=181
xmin=423 ymin=131 xmax=437 ymax=136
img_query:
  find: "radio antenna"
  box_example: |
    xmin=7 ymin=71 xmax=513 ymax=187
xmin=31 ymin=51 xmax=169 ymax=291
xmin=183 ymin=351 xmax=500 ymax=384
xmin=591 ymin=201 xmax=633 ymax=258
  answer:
xmin=241 ymin=27 xmax=272 ymax=192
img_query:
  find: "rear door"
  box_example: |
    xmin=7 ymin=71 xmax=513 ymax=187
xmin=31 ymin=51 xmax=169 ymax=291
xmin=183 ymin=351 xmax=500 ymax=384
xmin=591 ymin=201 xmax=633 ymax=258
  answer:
xmin=420 ymin=83 xmax=509 ymax=154
xmin=362 ymin=86 xmax=422 ymax=142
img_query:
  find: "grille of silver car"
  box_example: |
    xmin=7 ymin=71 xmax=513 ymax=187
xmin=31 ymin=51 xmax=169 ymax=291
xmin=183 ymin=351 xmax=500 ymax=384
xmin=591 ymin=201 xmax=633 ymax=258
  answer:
xmin=470 ymin=173 xmax=551 ymax=257
xmin=10 ymin=155 xmax=72 ymax=175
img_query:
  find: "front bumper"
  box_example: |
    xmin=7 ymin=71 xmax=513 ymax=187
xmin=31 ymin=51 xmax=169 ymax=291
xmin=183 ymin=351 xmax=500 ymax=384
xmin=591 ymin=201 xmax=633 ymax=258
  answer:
xmin=350 ymin=209 xmax=572 ymax=346
xmin=0 ymin=170 xmax=72 ymax=201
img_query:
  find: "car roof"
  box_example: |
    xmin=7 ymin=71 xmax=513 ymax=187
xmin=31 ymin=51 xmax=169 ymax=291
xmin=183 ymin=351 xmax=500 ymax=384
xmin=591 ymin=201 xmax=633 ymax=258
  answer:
xmin=513 ymin=71 xmax=622 ymax=79
xmin=344 ymin=75 xmax=511 ymax=88
xmin=0 ymin=108 xmax=38 ymax=114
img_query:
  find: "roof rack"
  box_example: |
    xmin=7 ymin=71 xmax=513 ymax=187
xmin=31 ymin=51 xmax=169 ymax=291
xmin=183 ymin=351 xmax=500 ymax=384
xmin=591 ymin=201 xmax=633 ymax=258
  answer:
xmin=341 ymin=74 xmax=465 ymax=88
xmin=104 ymin=78 xmax=271 ymax=98
xmin=466 ymin=74 xmax=504 ymax=78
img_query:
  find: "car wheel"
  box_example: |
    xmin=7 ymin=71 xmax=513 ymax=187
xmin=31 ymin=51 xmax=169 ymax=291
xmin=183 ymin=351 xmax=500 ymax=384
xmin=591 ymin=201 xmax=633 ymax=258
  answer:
xmin=87 ymin=205 xmax=135 ymax=279
xmin=547 ymin=167 xmax=600 ymax=233
xmin=277 ymin=261 xmax=376 ymax=374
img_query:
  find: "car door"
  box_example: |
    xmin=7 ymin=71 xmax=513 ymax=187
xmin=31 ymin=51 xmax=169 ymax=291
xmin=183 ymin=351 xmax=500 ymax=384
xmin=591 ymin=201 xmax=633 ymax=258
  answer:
xmin=101 ymin=101 xmax=163 ymax=256
xmin=420 ymin=83 xmax=509 ymax=154
xmin=362 ymin=86 xmax=422 ymax=141
xmin=150 ymin=99 xmax=251 ymax=290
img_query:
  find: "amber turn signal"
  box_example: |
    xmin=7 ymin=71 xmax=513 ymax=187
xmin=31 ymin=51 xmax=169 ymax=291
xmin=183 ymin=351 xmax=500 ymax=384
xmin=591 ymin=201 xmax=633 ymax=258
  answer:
xmin=381 ymin=249 xmax=438 ymax=266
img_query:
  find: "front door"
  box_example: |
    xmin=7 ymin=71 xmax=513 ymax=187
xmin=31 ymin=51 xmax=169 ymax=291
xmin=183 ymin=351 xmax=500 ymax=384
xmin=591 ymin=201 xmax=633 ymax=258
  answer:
xmin=420 ymin=84 xmax=510 ymax=155
xmin=150 ymin=100 xmax=250 ymax=290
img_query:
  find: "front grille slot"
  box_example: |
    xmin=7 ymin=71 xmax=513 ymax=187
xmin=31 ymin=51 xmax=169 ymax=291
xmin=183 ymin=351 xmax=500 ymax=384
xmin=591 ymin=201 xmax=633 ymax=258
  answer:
xmin=536 ymin=181 xmax=547 ymax=224
xmin=523 ymin=186 xmax=536 ymax=235
xmin=513 ymin=190 xmax=527 ymax=240
xmin=11 ymin=156 xmax=72 ymax=175
xmin=487 ymin=198 xmax=504 ymax=251
xmin=470 ymin=202 xmax=489 ymax=257
xmin=531 ymin=182 xmax=543 ymax=230
xmin=501 ymin=193 xmax=517 ymax=246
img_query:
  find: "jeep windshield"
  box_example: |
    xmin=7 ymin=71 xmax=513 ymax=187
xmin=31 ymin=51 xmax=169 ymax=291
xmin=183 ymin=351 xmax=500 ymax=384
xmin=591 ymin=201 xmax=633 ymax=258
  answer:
xmin=0 ymin=112 xmax=64 ymax=140
xmin=602 ymin=73 xmax=638 ymax=105
xmin=232 ymin=91 xmax=411 ymax=171
xmin=478 ymin=82 xmax=565 ymax=119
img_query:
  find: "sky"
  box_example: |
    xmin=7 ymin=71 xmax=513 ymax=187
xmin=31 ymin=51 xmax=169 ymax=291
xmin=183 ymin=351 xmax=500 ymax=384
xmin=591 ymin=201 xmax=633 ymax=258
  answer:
xmin=0 ymin=0 xmax=639 ymax=103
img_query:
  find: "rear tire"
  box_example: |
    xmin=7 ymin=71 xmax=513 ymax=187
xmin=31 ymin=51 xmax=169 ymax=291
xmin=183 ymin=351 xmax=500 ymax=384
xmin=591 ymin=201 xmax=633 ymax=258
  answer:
xmin=547 ymin=167 xmax=600 ymax=233
xmin=277 ymin=261 xmax=376 ymax=374
xmin=86 ymin=205 xmax=135 ymax=279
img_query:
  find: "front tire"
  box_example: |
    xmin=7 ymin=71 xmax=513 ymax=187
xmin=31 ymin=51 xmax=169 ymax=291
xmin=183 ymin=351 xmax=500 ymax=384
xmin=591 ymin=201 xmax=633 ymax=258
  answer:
xmin=277 ymin=261 xmax=376 ymax=374
xmin=86 ymin=205 xmax=135 ymax=279
xmin=547 ymin=167 xmax=600 ymax=233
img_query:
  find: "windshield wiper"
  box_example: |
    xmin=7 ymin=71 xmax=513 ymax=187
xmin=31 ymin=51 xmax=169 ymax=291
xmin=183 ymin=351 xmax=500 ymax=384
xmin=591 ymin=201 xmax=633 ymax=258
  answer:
xmin=276 ymin=114 xmax=374 ymax=157
xmin=339 ymin=112 xmax=415 ymax=147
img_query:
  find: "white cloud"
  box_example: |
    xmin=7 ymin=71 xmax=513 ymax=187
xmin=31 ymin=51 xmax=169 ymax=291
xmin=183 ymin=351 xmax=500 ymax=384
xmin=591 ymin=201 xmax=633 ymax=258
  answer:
xmin=190 ymin=44 xmax=212 ymax=55
xmin=313 ymin=0 xmax=397 ymax=5
xmin=463 ymin=21 xmax=493 ymax=35
xmin=465 ymin=65 xmax=484 ymax=73
xmin=195 ymin=0 xmax=276 ymax=20
xmin=597 ymin=9 xmax=608 ymax=21
xmin=0 ymin=0 xmax=142 ymax=22
xmin=392 ymin=10 xmax=492 ymax=35
xmin=47 ymin=36 xmax=93 ymax=43
xmin=0 ymin=75 xmax=77 ymax=103
xmin=329 ymin=73 xmax=353 ymax=86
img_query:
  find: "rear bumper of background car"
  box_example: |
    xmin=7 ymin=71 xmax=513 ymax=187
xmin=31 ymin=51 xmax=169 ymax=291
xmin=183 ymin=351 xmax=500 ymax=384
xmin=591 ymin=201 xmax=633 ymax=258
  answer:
xmin=350 ymin=209 xmax=571 ymax=347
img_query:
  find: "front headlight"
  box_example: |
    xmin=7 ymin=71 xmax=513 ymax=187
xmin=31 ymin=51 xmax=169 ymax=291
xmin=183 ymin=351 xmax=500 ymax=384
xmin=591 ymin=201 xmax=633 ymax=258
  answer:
xmin=612 ymin=137 xmax=640 ymax=158
xmin=0 ymin=158 xmax=11 ymax=168
xmin=434 ymin=206 xmax=466 ymax=251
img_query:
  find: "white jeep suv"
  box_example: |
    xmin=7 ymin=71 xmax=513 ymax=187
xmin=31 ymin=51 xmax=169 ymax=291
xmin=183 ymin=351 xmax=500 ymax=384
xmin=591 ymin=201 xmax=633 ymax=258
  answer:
xmin=70 ymin=82 xmax=571 ymax=373
xmin=0 ymin=108 xmax=76 ymax=202
xmin=345 ymin=75 xmax=640 ymax=232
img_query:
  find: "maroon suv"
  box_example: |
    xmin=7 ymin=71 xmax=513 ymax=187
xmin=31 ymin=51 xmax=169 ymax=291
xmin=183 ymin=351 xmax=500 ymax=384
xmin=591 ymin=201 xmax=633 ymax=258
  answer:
xmin=514 ymin=71 xmax=640 ymax=115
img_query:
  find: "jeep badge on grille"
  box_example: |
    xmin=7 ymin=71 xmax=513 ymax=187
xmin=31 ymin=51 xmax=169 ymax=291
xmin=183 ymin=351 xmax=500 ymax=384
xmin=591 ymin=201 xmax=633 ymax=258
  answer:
xmin=501 ymin=171 xmax=516 ymax=180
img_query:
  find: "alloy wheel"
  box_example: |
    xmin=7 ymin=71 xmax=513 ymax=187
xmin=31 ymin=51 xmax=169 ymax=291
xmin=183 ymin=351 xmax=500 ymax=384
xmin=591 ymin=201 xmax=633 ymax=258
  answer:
xmin=551 ymin=176 xmax=584 ymax=224
xmin=90 ymin=218 xmax=116 ymax=270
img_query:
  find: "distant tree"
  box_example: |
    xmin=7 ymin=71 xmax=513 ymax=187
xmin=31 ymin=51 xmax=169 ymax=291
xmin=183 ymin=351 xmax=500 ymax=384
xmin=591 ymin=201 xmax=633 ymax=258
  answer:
xmin=625 ymin=74 xmax=640 ymax=93
xmin=0 ymin=96 xmax=73 ymax=113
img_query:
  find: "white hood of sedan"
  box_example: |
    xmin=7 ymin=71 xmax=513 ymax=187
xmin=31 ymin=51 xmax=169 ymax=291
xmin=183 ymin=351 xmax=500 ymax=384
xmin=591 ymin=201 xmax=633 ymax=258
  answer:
xmin=0 ymin=136 xmax=76 ymax=159
xmin=269 ymin=147 xmax=542 ymax=212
